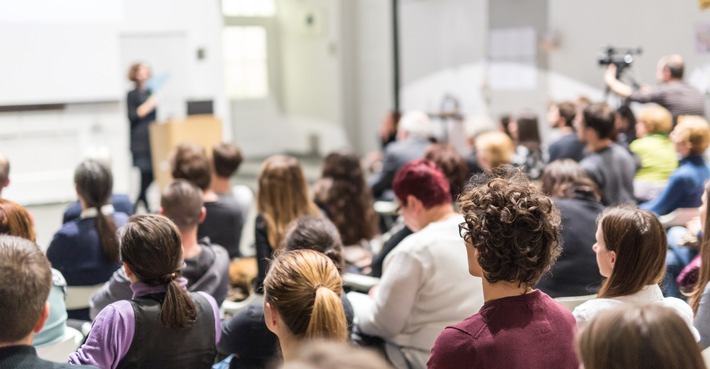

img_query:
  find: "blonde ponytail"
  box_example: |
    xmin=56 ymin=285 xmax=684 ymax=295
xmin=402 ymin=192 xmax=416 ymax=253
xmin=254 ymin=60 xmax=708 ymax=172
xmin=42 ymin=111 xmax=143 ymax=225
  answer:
xmin=306 ymin=286 xmax=348 ymax=342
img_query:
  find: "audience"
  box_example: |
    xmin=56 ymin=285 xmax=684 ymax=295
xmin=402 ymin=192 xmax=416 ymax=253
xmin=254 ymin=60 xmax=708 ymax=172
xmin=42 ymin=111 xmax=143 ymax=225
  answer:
xmin=577 ymin=304 xmax=705 ymax=369
xmin=46 ymin=160 xmax=127 ymax=320
xmin=630 ymin=104 xmax=677 ymax=201
xmin=254 ymin=155 xmax=321 ymax=292
xmin=354 ymin=159 xmax=484 ymax=369
xmin=572 ymin=207 xmax=697 ymax=338
xmin=576 ymin=102 xmax=636 ymax=205
xmin=219 ymin=216 xmax=355 ymax=369
xmin=210 ymin=142 xmax=250 ymax=258
xmin=537 ymin=160 xmax=604 ymax=297
xmin=90 ymin=179 xmax=230 ymax=318
xmin=263 ymin=250 xmax=348 ymax=361
xmin=0 ymin=235 xmax=96 ymax=369
xmin=172 ymin=142 xmax=246 ymax=259
xmin=688 ymin=182 xmax=710 ymax=348
xmin=369 ymin=111 xmax=431 ymax=201
xmin=548 ymin=101 xmax=586 ymax=162
xmin=428 ymin=168 xmax=578 ymax=369
xmin=639 ymin=115 xmax=710 ymax=216
xmin=313 ymin=149 xmax=379 ymax=271
xmin=510 ymin=113 xmax=546 ymax=179
xmin=70 ymin=214 xmax=220 ymax=368
xmin=424 ymin=144 xmax=469 ymax=201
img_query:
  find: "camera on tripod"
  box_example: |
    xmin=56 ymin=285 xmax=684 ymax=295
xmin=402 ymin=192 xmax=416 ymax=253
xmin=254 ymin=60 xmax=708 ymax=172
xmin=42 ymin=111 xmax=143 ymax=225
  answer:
xmin=598 ymin=46 xmax=643 ymax=77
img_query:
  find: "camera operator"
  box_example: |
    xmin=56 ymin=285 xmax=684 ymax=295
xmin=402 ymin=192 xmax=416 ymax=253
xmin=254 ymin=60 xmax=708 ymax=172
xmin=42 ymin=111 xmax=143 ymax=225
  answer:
xmin=604 ymin=54 xmax=705 ymax=123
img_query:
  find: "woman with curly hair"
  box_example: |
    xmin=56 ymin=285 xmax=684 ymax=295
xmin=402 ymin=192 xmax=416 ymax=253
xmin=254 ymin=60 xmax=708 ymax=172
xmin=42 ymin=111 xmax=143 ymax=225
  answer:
xmin=428 ymin=168 xmax=578 ymax=369
xmin=314 ymin=149 xmax=379 ymax=270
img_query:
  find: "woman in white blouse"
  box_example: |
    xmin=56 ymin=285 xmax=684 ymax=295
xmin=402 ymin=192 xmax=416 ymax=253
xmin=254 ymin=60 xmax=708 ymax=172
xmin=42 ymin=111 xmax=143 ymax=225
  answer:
xmin=573 ymin=207 xmax=698 ymax=339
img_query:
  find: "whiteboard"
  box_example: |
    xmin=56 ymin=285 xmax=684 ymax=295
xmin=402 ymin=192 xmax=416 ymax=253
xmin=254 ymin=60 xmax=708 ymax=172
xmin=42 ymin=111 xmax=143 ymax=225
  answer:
xmin=0 ymin=1 xmax=123 ymax=105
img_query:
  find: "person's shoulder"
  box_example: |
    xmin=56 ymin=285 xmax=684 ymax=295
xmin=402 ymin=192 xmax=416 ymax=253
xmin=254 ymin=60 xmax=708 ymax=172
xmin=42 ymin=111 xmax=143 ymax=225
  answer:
xmin=573 ymin=297 xmax=617 ymax=322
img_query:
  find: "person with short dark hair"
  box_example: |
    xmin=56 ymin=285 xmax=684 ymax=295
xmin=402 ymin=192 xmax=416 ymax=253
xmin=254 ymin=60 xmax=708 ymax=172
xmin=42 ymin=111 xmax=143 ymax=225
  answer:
xmin=605 ymin=54 xmax=705 ymax=123
xmin=428 ymin=168 xmax=578 ymax=369
xmin=0 ymin=235 xmax=97 ymax=369
xmin=46 ymin=160 xmax=128 ymax=321
xmin=89 ymin=180 xmax=231 ymax=318
xmin=354 ymin=159 xmax=483 ymax=369
xmin=575 ymin=102 xmax=636 ymax=205
xmin=547 ymin=101 xmax=586 ymax=162
xmin=172 ymin=142 xmax=245 ymax=258
xmin=70 ymin=215 xmax=220 ymax=369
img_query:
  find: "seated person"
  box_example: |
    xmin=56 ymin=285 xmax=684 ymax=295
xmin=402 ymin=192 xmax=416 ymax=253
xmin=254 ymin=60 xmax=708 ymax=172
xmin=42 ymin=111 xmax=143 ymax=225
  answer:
xmin=369 ymin=111 xmax=432 ymax=201
xmin=0 ymin=235 xmax=96 ymax=369
xmin=0 ymin=199 xmax=68 ymax=347
xmin=630 ymin=104 xmax=677 ymax=201
xmin=509 ymin=113 xmax=546 ymax=179
xmin=0 ymin=152 xmax=9 ymax=197
xmin=70 ymin=215 xmax=221 ymax=368
xmin=576 ymin=103 xmax=636 ymax=205
xmin=547 ymin=101 xmax=585 ymax=163
xmin=354 ymin=160 xmax=484 ymax=369
xmin=537 ymin=160 xmax=604 ymax=297
xmin=90 ymin=180 xmax=230 ymax=318
xmin=640 ymin=115 xmax=710 ymax=215
xmin=428 ymin=168 xmax=578 ymax=369
xmin=572 ymin=207 xmax=697 ymax=338
xmin=210 ymin=142 xmax=249 ymax=258
xmin=578 ymin=304 xmax=705 ymax=369
xmin=172 ymin=142 xmax=245 ymax=259
xmin=474 ymin=131 xmax=515 ymax=172
xmin=63 ymin=194 xmax=133 ymax=224
xmin=282 ymin=341 xmax=394 ymax=369
xmin=46 ymin=160 xmax=128 ymax=320
xmin=218 ymin=216 xmax=354 ymax=369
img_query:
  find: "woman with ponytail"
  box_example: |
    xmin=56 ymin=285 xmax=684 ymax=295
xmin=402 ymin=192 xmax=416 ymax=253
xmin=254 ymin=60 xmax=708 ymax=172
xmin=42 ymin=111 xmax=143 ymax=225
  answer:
xmin=70 ymin=214 xmax=220 ymax=369
xmin=47 ymin=159 xmax=128 ymax=320
xmin=688 ymin=182 xmax=710 ymax=348
xmin=264 ymin=249 xmax=348 ymax=361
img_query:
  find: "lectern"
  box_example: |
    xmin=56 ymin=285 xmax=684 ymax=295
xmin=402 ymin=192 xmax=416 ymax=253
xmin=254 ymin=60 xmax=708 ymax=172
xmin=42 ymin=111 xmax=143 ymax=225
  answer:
xmin=149 ymin=114 xmax=223 ymax=191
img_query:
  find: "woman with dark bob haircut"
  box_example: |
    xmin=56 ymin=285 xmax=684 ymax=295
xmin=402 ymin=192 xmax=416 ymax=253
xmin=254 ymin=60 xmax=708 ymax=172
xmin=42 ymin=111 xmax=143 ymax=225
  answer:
xmin=577 ymin=304 xmax=705 ymax=369
xmin=428 ymin=168 xmax=578 ymax=369
xmin=572 ymin=207 xmax=697 ymax=339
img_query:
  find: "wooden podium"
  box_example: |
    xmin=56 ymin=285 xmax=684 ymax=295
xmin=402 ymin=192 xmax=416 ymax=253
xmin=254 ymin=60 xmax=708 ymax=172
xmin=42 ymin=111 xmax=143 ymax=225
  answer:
xmin=149 ymin=115 xmax=223 ymax=192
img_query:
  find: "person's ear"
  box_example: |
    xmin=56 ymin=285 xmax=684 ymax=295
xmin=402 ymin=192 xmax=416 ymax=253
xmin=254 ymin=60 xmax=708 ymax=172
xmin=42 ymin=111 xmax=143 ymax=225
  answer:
xmin=32 ymin=302 xmax=50 ymax=334
xmin=124 ymin=263 xmax=139 ymax=283
xmin=198 ymin=207 xmax=206 ymax=224
xmin=158 ymin=207 xmax=165 ymax=216
xmin=406 ymin=195 xmax=422 ymax=212
xmin=609 ymin=250 xmax=617 ymax=268
xmin=264 ymin=302 xmax=280 ymax=335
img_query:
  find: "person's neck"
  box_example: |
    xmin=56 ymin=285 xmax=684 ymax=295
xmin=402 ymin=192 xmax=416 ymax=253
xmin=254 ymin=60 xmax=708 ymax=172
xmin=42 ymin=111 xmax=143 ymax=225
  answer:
xmin=279 ymin=336 xmax=300 ymax=362
xmin=0 ymin=336 xmax=32 ymax=348
xmin=558 ymin=126 xmax=574 ymax=135
xmin=587 ymin=138 xmax=612 ymax=152
xmin=203 ymin=189 xmax=219 ymax=202
xmin=421 ymin=203 xmax=456 ymax=227
xmin=181 ymin=228 xmax=202 ymax=259
xmin=482 ymin=278 xmax=533 ymax=304
xmin=211 ymin=177 xmax=232 ymax=196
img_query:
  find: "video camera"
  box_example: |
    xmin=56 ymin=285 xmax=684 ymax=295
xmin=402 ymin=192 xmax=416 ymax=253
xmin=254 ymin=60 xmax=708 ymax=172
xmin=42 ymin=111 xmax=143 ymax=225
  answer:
xmin=598 ymin=46 xmax=642 ymax=78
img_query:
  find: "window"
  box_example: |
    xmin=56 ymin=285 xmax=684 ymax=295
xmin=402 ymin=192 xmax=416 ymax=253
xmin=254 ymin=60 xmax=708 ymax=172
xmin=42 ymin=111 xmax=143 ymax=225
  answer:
xmin=221 ymin=0 xmax=275 ymax=17
xmin=223 ymin=26 xmax=269 ymax=99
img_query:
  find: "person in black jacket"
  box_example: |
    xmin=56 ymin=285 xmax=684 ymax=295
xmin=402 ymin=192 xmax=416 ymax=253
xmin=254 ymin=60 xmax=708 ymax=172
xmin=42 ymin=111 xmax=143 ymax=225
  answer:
xmin=126 ymin=62 xmax=157 ymax=212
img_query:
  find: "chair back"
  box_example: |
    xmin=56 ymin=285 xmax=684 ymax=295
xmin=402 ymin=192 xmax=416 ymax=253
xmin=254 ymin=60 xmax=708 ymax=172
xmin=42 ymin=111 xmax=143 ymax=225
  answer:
xmin=65 ymin=284 xmax=104 ymax=310
xmin=36 ymin=326 xmax=84 ymax=363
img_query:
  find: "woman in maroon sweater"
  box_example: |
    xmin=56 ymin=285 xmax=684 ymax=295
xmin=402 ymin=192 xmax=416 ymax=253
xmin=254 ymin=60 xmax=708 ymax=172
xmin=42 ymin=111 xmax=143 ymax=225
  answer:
xmin=427 ymin=168 xmax=578 ymax=369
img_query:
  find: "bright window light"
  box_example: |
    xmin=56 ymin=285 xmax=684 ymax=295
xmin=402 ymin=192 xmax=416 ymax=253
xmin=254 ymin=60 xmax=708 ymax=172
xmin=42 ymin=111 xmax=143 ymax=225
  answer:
xmin=222 ymin=0 xmax=275 ymax=17
xmin=223 ymin=26 xmax=269 ymax=99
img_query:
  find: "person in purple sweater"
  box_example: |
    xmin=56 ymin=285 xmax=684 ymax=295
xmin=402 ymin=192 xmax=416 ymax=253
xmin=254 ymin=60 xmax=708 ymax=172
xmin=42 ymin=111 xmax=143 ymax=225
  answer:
xmin=427 ymin=168 xmax=578 ymax=369
xmin=69 ymin=215 xmax=220 ymax=369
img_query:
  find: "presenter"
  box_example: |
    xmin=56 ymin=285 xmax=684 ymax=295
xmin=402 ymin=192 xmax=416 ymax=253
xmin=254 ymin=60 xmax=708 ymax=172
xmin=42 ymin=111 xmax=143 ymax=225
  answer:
xmin=126 ymin=62 xmax=157 ymax=212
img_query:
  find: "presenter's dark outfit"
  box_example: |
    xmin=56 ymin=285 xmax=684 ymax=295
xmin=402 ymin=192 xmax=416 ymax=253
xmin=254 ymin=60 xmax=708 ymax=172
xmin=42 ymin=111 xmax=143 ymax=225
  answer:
xmin=127 ymin=88 xmax=156 ymax=212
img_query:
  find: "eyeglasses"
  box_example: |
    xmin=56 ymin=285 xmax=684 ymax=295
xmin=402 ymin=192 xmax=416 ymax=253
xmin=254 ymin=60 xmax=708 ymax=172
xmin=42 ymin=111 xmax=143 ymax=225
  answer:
xmin=458 ymin=222 xmax=472 ymax=243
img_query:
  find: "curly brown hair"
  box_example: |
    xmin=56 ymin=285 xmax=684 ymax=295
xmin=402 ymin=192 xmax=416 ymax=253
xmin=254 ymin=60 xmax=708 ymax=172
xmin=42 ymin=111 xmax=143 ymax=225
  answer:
xmin=459 ymin=168 xmax=561 ymax=286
